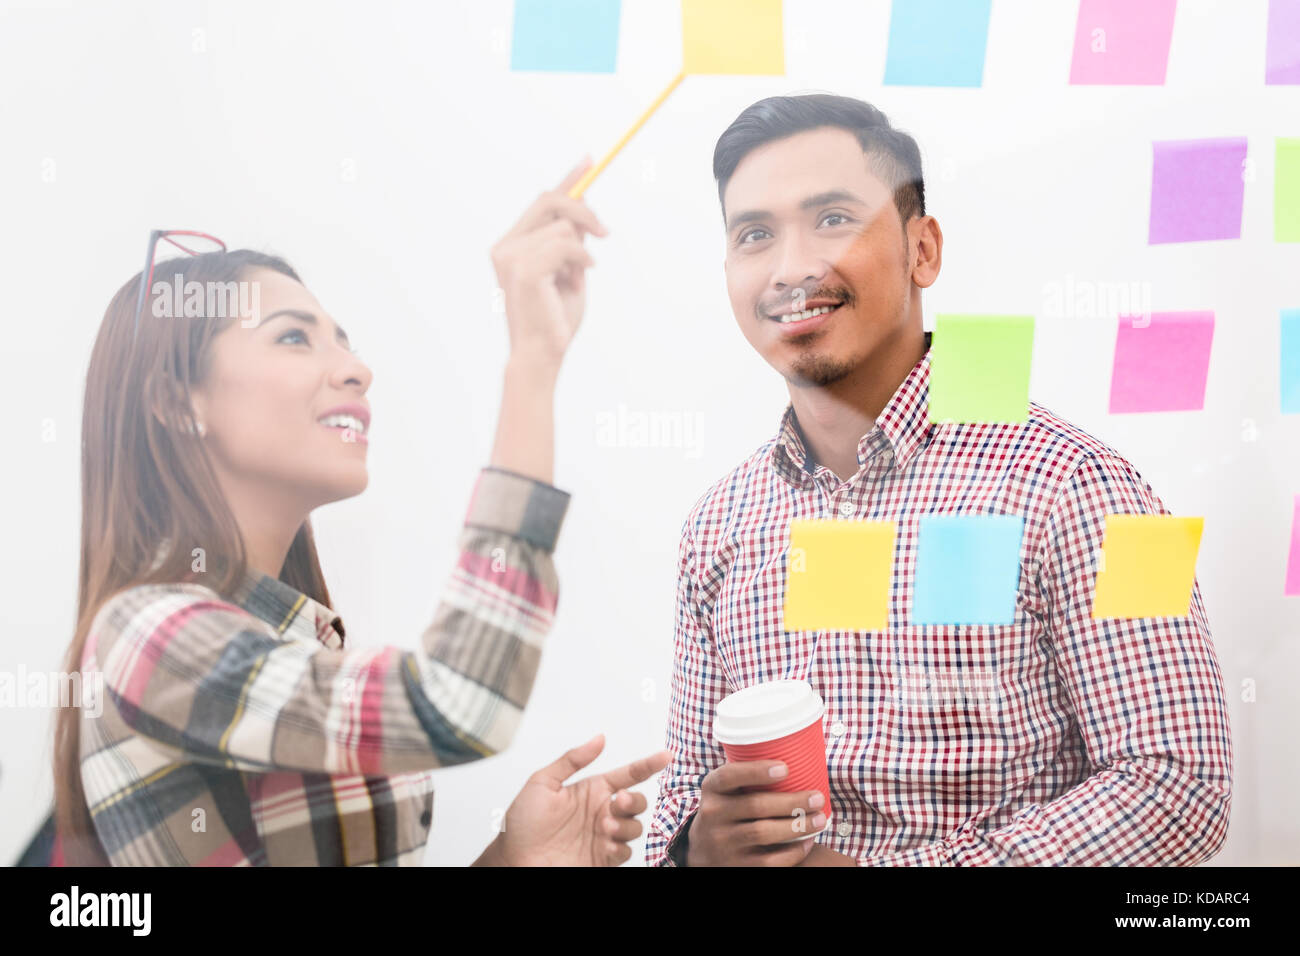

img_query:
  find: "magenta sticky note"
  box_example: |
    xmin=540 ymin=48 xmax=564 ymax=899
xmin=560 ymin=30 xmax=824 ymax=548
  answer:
xmin=1109 ymin=312 xmax=1214 ymax=413
xmin=1267 ymin=0 xmax=1300 ymax=85
xmin=1069 ymin=0 xmax=1177 ymax=85
xmin=1287 ymin=496 xmax=1300 ymax=595
xmin=1148 ymin=138 xmax=1248 ymax=244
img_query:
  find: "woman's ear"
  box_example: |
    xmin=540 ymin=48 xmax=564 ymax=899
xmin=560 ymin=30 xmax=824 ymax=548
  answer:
xmin=147 ymin=375 xmax=207 ymax=436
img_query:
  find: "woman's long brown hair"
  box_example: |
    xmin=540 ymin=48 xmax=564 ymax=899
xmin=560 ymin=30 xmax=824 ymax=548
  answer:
xmin=53 ymin=250 xmax=334 ymax=865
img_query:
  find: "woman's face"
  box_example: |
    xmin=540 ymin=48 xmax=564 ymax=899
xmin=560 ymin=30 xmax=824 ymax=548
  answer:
xmin=189 ymin=267 xmax=373 ymax=513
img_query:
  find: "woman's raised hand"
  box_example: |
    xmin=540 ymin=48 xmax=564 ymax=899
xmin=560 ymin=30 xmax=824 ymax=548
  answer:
xmin=490 ymin=157 xmax=608 ymax=370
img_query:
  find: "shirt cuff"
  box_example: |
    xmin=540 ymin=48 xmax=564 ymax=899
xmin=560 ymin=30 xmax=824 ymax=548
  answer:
xmin=662 ymin=810 xmax=697 ymax=867
xmin=465 ymin=467 xmax=572 ymax=553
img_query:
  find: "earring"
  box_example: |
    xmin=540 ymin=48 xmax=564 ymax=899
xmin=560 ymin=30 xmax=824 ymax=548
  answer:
xmin=196 ymin=421 xmax=206 ymax=437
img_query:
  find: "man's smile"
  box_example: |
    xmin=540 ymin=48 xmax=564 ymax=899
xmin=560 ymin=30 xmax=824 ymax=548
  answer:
xmin=766 ymin=301 xmax=845 ymax=335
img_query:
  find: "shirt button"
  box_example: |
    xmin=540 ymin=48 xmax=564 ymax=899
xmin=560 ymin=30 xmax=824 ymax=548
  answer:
xmin=837 ymin=500 xmax=854 ymax=517
xmin=837 ymin=821 xmax=852 ymax=837
xmin=830 ymin=721 xmax=846 ymax=737
xmin=419 ymin=809 xmax=432 ymax=828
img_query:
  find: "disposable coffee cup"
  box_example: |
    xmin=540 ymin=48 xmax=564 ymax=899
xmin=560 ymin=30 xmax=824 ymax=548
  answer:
xmin=713 ymin=679 xmax=831 ymax=842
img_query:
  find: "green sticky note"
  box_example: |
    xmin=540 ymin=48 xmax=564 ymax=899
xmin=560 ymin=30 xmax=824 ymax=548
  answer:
xmin=929 ymin=314 xmax=1035 ymax=424
xmin=1277 ymin=137 xmax=1300 ymax=243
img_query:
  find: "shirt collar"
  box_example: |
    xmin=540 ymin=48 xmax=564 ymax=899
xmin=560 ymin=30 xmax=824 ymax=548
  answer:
xmin=228 ymin=568 xmax=346 ymax=649
xmin=770 ymin=346 xmax=936 ymax=487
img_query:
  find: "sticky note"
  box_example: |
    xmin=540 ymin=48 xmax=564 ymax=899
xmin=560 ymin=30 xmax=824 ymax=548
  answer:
xmin=1091 ymin=515 xmax=1202 ymax=618
xmin=784 ymin=519 xmax=895 ymax=631
xmin=1286 ymin=496 xmax=1300 ymax=596
xmin=1068 ymin=0 xmax=1176 ymax=85
xmin=510 ymin=0 xmax=622 ymax=73
xmin=1276 ymin=138 xmax=1300 ymax=242
xmin=928 ymin=314 xmax=1034 ymax=425
xmin=883 ymin=0 xmax=991 ymax=87
xmin=1283 ymin=310 xmax=1300 ymax=413
xmin=1267 ymin=0 xmax=1300 ymax=85
xmin=682 ymin=0 xmax=784 ymax=75
xmin=1148 ymin=138 xmax=1248 ymax=244
xmin=1109 ymin=311 xmax=1214 ymax=413
xmin=911 ymin=515 xmax=1025 ymax=625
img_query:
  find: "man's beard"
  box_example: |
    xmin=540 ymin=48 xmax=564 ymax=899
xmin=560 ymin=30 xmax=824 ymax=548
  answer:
xmin=783 ymin=344 xmax=857 ymax=388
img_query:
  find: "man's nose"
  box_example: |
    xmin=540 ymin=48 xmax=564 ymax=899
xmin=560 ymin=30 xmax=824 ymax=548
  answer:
xmin=771 ymin=231 xmax=827 ymax=290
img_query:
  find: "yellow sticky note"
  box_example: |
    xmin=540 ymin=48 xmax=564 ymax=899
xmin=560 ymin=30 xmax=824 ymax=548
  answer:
xmin=784 ymin=519 xmax=895 ymax=631
xmin=1091 ymin=515 xmax=1203 ymax=618
xmin=682 ymin=0 xmax=785 ymax=75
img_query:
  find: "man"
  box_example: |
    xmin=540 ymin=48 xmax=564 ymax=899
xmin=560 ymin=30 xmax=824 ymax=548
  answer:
xmin=645 ymin=94 xmax=1232 ymax=866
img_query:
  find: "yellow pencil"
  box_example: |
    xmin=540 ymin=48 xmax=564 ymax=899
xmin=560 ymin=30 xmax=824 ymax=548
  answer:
xmin=568 ymin=69 xmax=688 ymax=199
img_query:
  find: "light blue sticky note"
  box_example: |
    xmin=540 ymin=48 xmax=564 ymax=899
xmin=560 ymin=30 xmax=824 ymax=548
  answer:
xmin=1283 ymin=309 xmax=1300 ymax=414
xmin=883 ymin=0 xmax=992 ymax=87
xmin=911 ymin=514 xmax=1025 ymax=625
xmin=510 ymin=0 xmax=621 ymax=73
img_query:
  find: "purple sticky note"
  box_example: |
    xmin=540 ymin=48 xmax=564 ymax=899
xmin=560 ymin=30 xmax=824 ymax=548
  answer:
xmin=1267 ymin=0 xmax=1300 ymax=85
xmin=1110 ymin=312 xmax=1214 ymax=413
xmin=1069 ymin=0 xmax=1177 ymax=85
xmin=1287 ymin=496 xmax=1300 ymax=595
xmin=1148 ymin=138 xmax=1248 ymax=244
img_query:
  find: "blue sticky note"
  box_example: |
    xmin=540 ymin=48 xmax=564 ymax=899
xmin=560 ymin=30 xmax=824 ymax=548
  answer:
xmin=510 ymin=0 xmax=621 ymax=73
xmin=1284 ymin=309 xmax=1300 ymax=414
xmin=911 ymin=514 xmax=1025 ymax=625
xmin=884 ymin=0 xmax=992 ymax=87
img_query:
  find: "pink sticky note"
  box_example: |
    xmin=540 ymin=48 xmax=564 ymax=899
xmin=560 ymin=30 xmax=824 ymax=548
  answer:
xmin=1287 ymin=496 xmax=1300 ymax=595
xmin=1267 ymin=0 xmax=1300 ymax=85
xmin=1069 ymin=0 xmax=1177 ymax=85
xmin=1110 ymin=312 xmax=1214 ymax=413
xmin=1148 ymin=138 xmax=1248 ymax=244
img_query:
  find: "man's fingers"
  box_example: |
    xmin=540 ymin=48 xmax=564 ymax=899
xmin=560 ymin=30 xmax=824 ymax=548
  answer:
xmin=724 ymin=789 xmax=823 ymax=824
xmin=732 ymin=815 xmax=827 ymax=848
xmin=752 ymin=838 xmax=816 ymax=867
xmin=601 ymin=749 xmax=670 ymax=793
xmin=703 ymin=759 xmax=790 ymax=795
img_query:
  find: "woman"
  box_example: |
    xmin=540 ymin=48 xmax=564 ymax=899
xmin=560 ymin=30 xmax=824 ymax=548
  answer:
xmin=52 ymin=159 xmax=667 ymax=866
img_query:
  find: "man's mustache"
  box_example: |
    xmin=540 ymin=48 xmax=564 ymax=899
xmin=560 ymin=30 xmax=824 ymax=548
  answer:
xmin=761 ymin=289 xmax=854 ymax=317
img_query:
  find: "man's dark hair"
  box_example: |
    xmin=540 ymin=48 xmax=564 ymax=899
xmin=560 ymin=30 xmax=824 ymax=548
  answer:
xmin=713 ymin=94 xmax=926 ymax=230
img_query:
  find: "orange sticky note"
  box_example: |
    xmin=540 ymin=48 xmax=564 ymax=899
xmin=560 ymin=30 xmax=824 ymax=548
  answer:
xmin=681 ymin=0 xmax=785 ymax=75
xmin=1091 ymin=514 xmax=1203 ymax=618
xmin=783 ymin=519 xmax=895 ymax=631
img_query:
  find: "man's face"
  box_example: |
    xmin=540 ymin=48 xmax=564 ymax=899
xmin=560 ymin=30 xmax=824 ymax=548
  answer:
xmin=722 ymin=126 xmax=914 ymax=388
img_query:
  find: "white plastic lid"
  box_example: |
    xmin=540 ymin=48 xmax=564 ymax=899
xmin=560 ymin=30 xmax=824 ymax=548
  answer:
xmin=713 ymin=680 xmax=825 ymax=746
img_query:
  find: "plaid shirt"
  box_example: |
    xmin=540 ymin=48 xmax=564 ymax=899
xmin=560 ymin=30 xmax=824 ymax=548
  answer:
xmin=646 ymin=345 xmax=1233 ymax=866
xmin=77 ymin=466 xmax=569 ymax=866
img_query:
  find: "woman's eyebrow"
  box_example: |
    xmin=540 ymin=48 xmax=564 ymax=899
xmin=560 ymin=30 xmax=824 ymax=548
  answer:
xmin=260 ymin=309 xmax=350 ymax=345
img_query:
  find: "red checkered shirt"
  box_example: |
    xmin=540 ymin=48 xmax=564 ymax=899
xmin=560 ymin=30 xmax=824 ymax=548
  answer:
xmin=646 ymin=346 xmax=1232 ymax=866
xmin=77 ymin=467 xmax=569 ymax=865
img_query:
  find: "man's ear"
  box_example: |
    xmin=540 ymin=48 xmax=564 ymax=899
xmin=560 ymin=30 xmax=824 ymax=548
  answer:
xmin=910 ymin=215 xmax=943 ymax=290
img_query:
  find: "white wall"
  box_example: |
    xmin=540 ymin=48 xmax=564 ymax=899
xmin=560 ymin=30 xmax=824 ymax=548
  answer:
xmin=1 ymin=0 xmax=1294 ymax=866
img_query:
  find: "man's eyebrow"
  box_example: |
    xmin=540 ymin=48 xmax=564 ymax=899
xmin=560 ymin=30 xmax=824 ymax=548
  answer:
xmin=726 ymin=189 xmax=869 ymax=233
xmin=260 ymin=309 xmax=350 ymax=344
